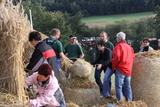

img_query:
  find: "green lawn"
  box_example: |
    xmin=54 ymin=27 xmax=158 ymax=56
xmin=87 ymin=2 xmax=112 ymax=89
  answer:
xmin=81 ymin=12 xmax=155 ymax=27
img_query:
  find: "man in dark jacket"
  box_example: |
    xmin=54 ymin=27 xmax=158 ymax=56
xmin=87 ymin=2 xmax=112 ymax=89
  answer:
xmin=25 ymin=31 xmax=59 ymax=80
xmin=92 ymin=40 xmax=112 ymax=97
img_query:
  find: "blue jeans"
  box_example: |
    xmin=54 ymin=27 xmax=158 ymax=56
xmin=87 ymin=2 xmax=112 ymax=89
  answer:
xmin=115 ymin=70 xmax=132 ymax=101
xmin=103 ymin=67 xmax=113 ymax=97
xmin=56 ymin=58 xmax=61 ymax=71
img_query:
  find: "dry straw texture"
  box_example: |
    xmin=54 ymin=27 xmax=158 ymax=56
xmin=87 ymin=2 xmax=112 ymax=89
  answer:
xmin=0 ymin=0 xmax=30 ymax=103
xmin=132 ymin=50 xmax=160 ymax=107
xmin=69 ymin=59 xmax=92 ymax=79
xmin=61 ymin=56 xmax=74 ymax=72
xmin=63 ymin=87 xmax=100 ymax=105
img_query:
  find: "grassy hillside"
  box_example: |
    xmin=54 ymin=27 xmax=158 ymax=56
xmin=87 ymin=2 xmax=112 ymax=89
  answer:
xmin=81 ymin=12 xmax=155 ymax=28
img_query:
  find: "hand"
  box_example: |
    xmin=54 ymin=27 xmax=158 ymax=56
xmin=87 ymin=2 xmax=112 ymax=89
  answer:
xmin=24 ymin=69 xmax=30 ymax=73
xmin=97 ymin=64 xmax=102 ymax=70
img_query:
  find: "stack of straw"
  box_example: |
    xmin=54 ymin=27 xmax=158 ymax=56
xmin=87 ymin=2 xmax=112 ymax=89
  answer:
xmin=0 ymin=0 xmax=30 ymax=103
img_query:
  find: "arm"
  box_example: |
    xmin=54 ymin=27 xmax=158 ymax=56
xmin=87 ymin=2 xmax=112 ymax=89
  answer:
xmin=104 ymin=49 xmax=112 ymax=66
xmin=110 ymin=42 xmax=114 ymax=50
xmin=60 ymin=52 xmax=66 ymax=59
xmin=29 ymin=85 xmax=59 ymax=107
xmin=26 ymin=49 xmax=42 ymax=72
xmin=77 ymin=44 xmax=84 ymax=58
xmin=80 ymin=53 xmax=84 ymax=58
xmin=25 ymin=73 xmax=37 ymax=88
xmin=112 ymin=46 xmax=121 ymax=71
xmin=58 ymin=41 xmax=66 ymax=59
xmin=91 ymin=50 xmax=100 ymax=65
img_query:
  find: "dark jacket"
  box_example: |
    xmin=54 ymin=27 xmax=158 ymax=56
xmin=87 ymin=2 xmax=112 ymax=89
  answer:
xmin=92 ymin=48 xmax=112 ymax=70
xmin=26 ymin=41 xmax=58 ymax=75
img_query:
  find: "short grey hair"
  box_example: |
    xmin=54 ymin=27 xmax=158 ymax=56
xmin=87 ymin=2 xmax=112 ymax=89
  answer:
xmin=116 ymin=32 xmax=126 ymax=40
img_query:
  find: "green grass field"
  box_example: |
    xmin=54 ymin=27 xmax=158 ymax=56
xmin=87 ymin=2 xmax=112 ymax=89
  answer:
xmin=81 ymin=12 xmax=155 ymax=28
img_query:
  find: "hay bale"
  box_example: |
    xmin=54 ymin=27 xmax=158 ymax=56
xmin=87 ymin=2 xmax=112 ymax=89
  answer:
xmin=117 ymin=101 xmax=148 ymax=107
xmin=0 ymin=1 xmax=30 ymax=102
xmin=64 ymin=78 xmax=97 ymax=89
xmin=0 ymin=92 xmax=26 ymax=106
xmin=63 ymin=87 xmax=100 ymax=105
xmin=132 ymin=50 xmax=160 ymax=107
xmin=70 ymin=59 xmax=92 ymax=79
xmin=61 ymin=57 xmax=74 ymax=72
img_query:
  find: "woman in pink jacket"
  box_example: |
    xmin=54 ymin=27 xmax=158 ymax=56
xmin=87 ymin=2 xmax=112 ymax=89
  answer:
xmin=25 ymin=64 xmax=65 ymax=107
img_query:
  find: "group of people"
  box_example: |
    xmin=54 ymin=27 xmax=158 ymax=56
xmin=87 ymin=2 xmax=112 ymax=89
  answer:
xmin=92 ymin=32 xmax=154 ymax=102
xmin=24 ymin=28 xmax=85 ymax=107
xmin=92 ymin=31 xmax=135 ymax=102
xmin=24 ymin=27 xmax=153 ymax=107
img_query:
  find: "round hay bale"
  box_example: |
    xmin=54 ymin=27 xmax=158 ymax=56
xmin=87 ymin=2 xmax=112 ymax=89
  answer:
xmin=63 ymin=78 xmax=97 ymax=89
xmin=63 ymin=87 xmax=100 ymax=105
xmin=132 ymin=51 xmax=160 ymax=107
xmin=70 ymin=59 xmax=92 ymax=79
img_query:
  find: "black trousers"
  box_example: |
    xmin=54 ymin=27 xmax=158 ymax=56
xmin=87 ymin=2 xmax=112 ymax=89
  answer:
xmin=94 ymin=67 xmax=106 ymax=94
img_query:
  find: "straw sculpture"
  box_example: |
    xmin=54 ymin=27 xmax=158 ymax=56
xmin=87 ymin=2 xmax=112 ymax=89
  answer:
xmin=132 ymin=50 xmax=160 ymax=107
xmin=0 ymin=0 xmax=30 ymax=103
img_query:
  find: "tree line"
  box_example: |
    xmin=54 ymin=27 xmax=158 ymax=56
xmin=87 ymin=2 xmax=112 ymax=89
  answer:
xmin=22 ymin=1 xmax=160 ymax=53
xmin=22 ymin=0 xmax=160 ymax=16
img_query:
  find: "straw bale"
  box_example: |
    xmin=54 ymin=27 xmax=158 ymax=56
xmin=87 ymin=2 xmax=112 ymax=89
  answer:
xmin=64 ymin=78 xmax=97 ymax=89
xmin=0 ymin=1 xmax=30 ymax=102
xmin=0 ymin=92 xmax=28 ymax=107
xmin=63 ymin=87 xmax=100 ymax=105
xmin=61 ymin=56 xmax=74 ymax=72
xmin=70 ymin=59 xmax=92 ymax=79
xmin=132 ymin=50 xmax=160 ymax=107
xmin=135 ymin=50 xmax=160 ymax=58
xmin=117 ymin=101 xmax=148 ymax=107
xmin=66 ymin=100 xmax=147 ymax=107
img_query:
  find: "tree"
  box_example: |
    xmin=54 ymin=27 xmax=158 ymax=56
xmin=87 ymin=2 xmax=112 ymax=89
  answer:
xmin=154 ymin=6 xmax=160 ymax=38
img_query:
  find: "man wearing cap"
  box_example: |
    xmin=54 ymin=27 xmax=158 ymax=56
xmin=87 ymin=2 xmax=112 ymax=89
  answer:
xmin=112 ymin=32 xmax=135 ymax=101
xmin=65 ymin=35 xmax=84 ymax=61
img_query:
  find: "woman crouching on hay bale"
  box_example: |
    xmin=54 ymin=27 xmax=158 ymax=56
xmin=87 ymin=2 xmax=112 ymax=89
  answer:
xmin=25 ymin=64 xmax=66 ymax=107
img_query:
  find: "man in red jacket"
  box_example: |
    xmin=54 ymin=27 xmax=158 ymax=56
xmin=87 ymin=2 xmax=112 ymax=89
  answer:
xmin=112 ymin=32 xmax=135 ymax=101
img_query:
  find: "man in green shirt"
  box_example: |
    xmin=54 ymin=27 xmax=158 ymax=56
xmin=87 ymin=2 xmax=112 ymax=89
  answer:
xmin=99 ymin=31 xmax=114 ymax=50
xmin=65 ymin=35 xmax=84 ymax=61
xmin=45 ymin=28 xmax=66 ymax=80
